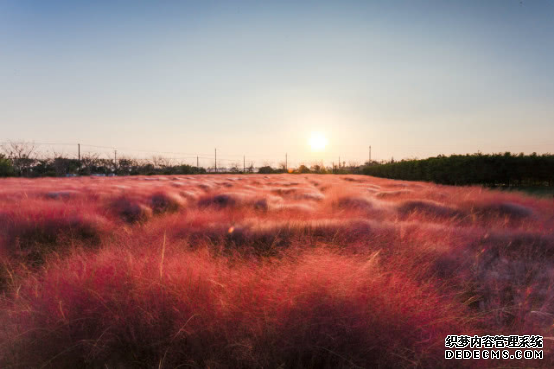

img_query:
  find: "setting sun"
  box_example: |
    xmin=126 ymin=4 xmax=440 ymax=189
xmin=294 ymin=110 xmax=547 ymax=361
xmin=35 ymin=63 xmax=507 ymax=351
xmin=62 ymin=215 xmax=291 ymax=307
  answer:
xmin=309 ymin=132 xmax=328 ymax=152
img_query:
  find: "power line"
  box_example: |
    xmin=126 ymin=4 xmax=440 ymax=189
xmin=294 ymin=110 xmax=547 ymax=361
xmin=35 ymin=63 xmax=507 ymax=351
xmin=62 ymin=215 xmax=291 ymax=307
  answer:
xmin=3 ymin=139 xmax=551 ymax=167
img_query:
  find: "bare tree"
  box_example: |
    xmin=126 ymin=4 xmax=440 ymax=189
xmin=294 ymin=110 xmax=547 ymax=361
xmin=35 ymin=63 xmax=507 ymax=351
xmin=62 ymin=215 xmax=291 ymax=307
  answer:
xmin=152 ymin=155 xmax=172 ymax=169
xmin=1 ymin=141 xmax=37 ymax=176
xmin=247 ymin=161 xmax=255 ymax=173
xmin=262 ymin=160 xmax=273 ymax=168
xmin=310 ymin=163 xmax=323 ymax=173
xmin=229 ymin=162 xmax=241 ymax=173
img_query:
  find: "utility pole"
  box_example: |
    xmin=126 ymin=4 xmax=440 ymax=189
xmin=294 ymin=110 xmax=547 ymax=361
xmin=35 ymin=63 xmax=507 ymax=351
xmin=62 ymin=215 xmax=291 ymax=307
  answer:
xmin=78 ymin=143 xmax=81 ymax=163
xmin=214 ymin=148 xmax=217 ymax=173
xmin=369 ymin=145 xmax=372 ymax=164
xmin=285 ymin=153 xmax=288 ymax=172
xmin=114 ymin=150 xmax=117 ymax=169
xmin=339 ymin=156 xmax=341 ymax=169
xmin=243 ymin=155 xmax=246 ymax=173
xmin=197 ymin=155 xmax=199 ymax=169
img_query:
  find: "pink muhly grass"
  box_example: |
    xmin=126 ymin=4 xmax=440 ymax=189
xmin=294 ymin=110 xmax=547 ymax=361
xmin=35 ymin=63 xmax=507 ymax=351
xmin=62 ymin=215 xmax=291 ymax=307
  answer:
xmin=1 ymin=203 xmax=108 ymax=263
xmin=1 ymin=174 xmax=554 ymax=368
xmin=2 ymin=248 xmax=471 ymax=368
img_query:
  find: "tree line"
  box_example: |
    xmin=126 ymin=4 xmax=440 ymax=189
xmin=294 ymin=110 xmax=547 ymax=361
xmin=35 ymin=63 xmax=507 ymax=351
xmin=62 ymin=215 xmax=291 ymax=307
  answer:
xmin=3 ymin=142 xmax=552 ymax=186
xmin=0 ymin=153 xmax=208 ymax=177
xmin=0 ymin=142 xmax=361 ymax=177
xmin=362 ymin=152 xmax=554 ymax=187
xmin=0 ymin=142 xmax=207 ymax=177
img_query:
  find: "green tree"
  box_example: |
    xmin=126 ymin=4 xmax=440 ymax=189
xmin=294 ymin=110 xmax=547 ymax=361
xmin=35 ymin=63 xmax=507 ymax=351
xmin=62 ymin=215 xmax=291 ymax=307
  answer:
xmin=0 ymin=154 xmax=14 ymax=177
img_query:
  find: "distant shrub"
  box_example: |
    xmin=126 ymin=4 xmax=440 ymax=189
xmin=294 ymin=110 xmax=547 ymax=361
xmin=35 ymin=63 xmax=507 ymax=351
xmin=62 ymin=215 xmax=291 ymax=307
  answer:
xmin=258 ymin=166 xmax=278 ymax=174
xmin=309 ymin=164 xmax=327 ymax=174
xmin=0 ymin=154 xmax=14 ymax=177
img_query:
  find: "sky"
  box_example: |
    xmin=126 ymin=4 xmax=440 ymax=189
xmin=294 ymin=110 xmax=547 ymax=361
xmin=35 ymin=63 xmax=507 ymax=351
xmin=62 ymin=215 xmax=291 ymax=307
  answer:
xmin=1 ymin=0 xmax=553 ymax=167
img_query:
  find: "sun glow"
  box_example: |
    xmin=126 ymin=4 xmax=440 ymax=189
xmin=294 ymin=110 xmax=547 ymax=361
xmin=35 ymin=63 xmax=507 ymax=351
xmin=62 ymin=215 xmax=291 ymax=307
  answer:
xmin=309 ymin=132 xmax=328 ymax=152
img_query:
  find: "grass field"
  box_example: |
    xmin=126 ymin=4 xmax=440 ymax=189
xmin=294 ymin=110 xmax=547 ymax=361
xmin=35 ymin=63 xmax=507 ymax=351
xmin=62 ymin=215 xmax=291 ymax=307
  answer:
xmin=1 ymin=174 xmax=553 ymax=368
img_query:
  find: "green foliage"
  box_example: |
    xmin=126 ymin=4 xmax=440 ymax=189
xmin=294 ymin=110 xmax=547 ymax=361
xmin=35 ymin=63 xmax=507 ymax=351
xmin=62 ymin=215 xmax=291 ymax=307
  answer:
xmin=363 ymin=152 xmax=554 ymax=186
xmin=31 ymin=159 xmax=57 ymax=177
xmin=258 ymin=166 xmax=278 ymax=174
xmin=0 ymin=154 xmax=209 ymax=177
xmin=166 ymin=164 xmax=206 ymax=175
xmin=309 ymin=164 xmax=328 ymax=174
xmin=0 ymin=154 xmax=15 ymax=177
